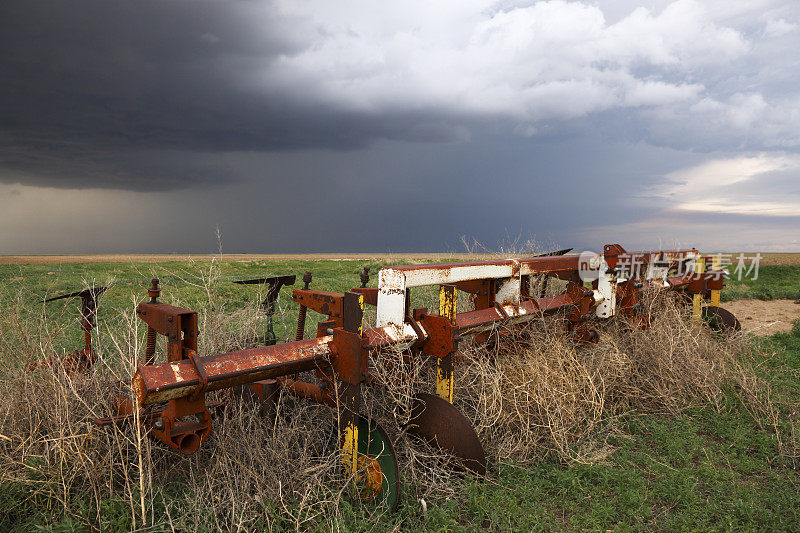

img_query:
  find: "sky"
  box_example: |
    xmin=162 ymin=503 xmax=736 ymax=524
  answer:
xmin=1 ymin=0 xmax=798 ymax=254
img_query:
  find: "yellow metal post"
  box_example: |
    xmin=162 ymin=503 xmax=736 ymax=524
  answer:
xmin=339 ymin=292 xmax=365 ymax=477
xmin=710 ymin=255 xmax=721 ymax=307
xmin=692 ymin=256 xmax=705 ymax=320
xmin=341 ymin=419 xmax=359 ymax=476
xmin=436 ymin=285 xmax=456 ymax=403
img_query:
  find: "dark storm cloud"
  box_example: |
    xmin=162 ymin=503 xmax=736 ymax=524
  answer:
xmin=0 ymin=1 xmax=469 ymax=189
xmin=4 ymin=0 xmax=799 ymax=192
xmin=1 ymin=1 xmax=799 ymax=255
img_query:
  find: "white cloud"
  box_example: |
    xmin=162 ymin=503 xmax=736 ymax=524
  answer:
xmin=577 ymin=215 xmax=800 ymax=252
xmin=764 ymin=17 xmax=798 ymax=37
xmin=649 ymin=153 xmax=800 ymax=216
xmin=256 ymin=0 xmax=751 ymax=125
xmin=227 ymin=0 xmax=800 ymax=151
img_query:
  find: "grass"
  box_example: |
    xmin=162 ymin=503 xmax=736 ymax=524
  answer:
xmin=4 ymin=400 xmax=798 ymax=531
xmin=722 ymin=265 xmax=800 ymax=301
xmin=0 ymin=259 xmax=398 ymax=355
xmin=1 ymin=258 xmax=799 ymax=531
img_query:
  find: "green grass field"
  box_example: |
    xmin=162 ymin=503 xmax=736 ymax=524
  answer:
xmin=722 ymin=265 xmax=800 ymax=302
xmin=1 ymin=260 xmax=799 ymax=531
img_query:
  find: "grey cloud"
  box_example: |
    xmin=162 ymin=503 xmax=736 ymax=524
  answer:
xmin=0 ymin=1 xmax=472 ymax=190
xmin=2 ymin=1 xmax=799 ymax=192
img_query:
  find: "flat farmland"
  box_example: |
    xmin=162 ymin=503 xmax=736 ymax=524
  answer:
xmin=2 ymin=255 xmax=800 ymax=531
xmin=0 ymin=253 xmax=479 ymax=264
xmin=2 ymin=251 xmax=800 ymax=265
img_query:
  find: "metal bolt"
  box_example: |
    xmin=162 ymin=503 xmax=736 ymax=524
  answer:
xmin=148 ymin=278 xmax=161 ymax=303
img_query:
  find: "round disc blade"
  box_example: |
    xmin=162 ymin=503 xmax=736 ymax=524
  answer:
xmin=407 ymin=392 xmax=487 ymax=476
xmin=357 ymin=416 xmax=400 ymax=512
xmin=703 ymin=305 xmax=742 ymax=332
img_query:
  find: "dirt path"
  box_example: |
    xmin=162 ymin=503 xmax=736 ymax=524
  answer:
xmin=722 ymin=299 xmax=800 ymax=335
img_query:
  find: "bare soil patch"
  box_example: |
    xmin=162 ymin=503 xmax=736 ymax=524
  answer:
xmin=722 ymin=299 xmax=800 ymax=335
xmin=757 ymin=253 xmax=800 ymax=266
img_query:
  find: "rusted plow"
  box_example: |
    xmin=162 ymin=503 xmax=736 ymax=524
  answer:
xmin=36 ymin=245 xmax=737 ymax=511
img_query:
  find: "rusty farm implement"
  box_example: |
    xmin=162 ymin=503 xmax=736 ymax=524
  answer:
xmin=36 ymin=245 xmax=739 ymax=511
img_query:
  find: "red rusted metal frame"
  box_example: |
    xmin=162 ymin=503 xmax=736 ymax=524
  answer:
xmin=133 ymin=337 xmax=333 ymax=405
xmin=137 ymin=303 xmax=198 ymax=363
xmin=455 ymin=284 xmax=593 ymax=334
xmin=134 ymin=258 xmax=600 ymax=407
xmin=351 ymin=287 xmax=378 ymax=306
xmin=293 ymin=289 xmax=345 ymax=327
xmin=132 ymin=284 xmax=211 ymax=453
xmin=125 ymin=245 xmax=725 ymax=456
xmin=665 ymin=272 xmax=725 ymax=294
xmin=616 ymin=279 xmax=650 ymax=328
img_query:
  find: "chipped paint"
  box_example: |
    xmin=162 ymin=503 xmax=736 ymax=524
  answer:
xmin=171 ymin=362 xmax=183 ymax=383
xmin=495 ymin=277 xmax=520 ymax=306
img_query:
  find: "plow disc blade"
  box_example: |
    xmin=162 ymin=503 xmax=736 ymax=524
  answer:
xmin=703 ymin=305 xmax=742 ymax=332
xmin=407 ymin=392 xmax=486 ymax=476
xmin=356 ymin=416 xmax=400 ymax=512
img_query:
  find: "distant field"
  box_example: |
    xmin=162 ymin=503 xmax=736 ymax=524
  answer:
xmin=0 ymin=253 xmax=478 ymax=264
xmin=755 ymin=253 xmax=800 ymax=265
xmin=2 ymin=251 xmax=799 ymax=265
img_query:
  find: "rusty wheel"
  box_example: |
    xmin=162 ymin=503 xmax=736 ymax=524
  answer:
xmin=407 ymin=392 xmax=486 ymax=476
xmin=702 ymin=305 xmax=742 ymax=332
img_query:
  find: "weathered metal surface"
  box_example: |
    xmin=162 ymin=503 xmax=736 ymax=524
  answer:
xmin=151 ymin=393 xmax=211 ymax=454
xmin=407 ymin=392 xmax=486 ymax=475
xmin=281 ymin=378 xmax=336 ymax=406
xmin=293 ymin=290 xmax=344 ymax=319
xmin=136 ymin=300 xmax=198 ymax=362
xmin=132 ymin=337 xmax=333 ymax=405
xmin=351 ymin=287 xmax=378 ymax=306
xmin=703 ymin=305 xmax=742 ymax=332
xmin=119 ymin=243 xmax=740 ymax=470
xmin=387 ymin=255 xmax=584 ymax=288
xmin=376 ymin=267 xmax=407 ymax=330
xmin=435 ymin=286 xmax=457 ymax=403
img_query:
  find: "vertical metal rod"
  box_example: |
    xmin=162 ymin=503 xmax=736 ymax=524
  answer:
xmin=339 ymin=292 xmax=365 ymax=478
xmin=710 ymin=255 xmax=721 ymax=307
xmin=436 ymin=285 xmax=457 ymax=403
xmin=692 ymin=257 xmax=705 ymax=320
xmin=539 ymin=275 xmax=550 ymax=298
xmin=295 ymin=271 xmax=312 ymax=341
xmin=145 ymin=278 xmax=160 ymax=364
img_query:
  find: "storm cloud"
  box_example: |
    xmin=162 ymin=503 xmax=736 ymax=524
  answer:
xmin=0 ymin=1 xmax=798 ymax=252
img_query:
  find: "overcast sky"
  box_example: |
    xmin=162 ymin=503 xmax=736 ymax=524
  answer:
xmin=1 ymin=0 xmax=798 ymax=253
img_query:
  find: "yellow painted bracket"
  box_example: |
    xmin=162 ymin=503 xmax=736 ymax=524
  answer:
xmin=710 ymin=255 xmax=721 ymax=307
xmin=341 ymin=420 xmax=359 ymax=476
xmin=692 ymin=256 xmax=705 ymax=320
xmin=436 ymin=285 xmax=456 ymax=403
